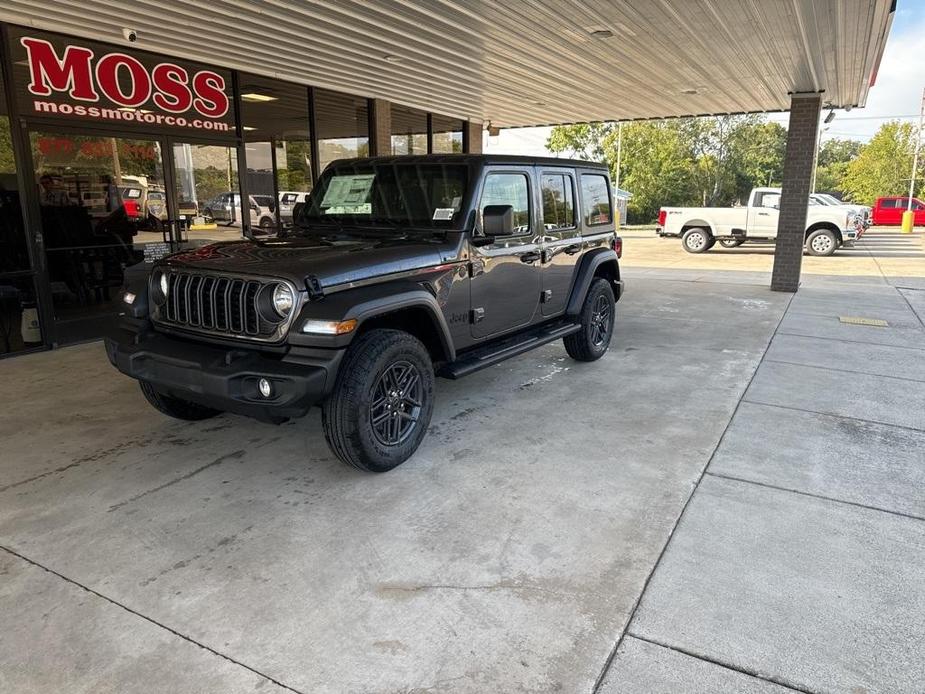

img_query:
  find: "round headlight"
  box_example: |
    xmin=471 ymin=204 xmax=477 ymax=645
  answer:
xmin=272 ymin=283 xmax=294 ymax=316
xmin=151 ymin=270 xmax=168 ymax=305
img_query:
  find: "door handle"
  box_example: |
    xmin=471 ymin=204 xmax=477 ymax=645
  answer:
xmin=757 ymin=212 xmax=770 ymax=217
xmin=519 ymin=251 xmax=541 ymax=263
xmin=564 ymin=243 xmax=582 ymax=255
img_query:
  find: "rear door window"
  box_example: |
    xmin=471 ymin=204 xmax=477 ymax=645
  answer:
xmin=541 ymin=174 xmax=576 ymax=230
xmin=580 ymin=173 xmax=612 ymax=226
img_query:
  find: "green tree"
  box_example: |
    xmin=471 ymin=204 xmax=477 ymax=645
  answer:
xmin=605 ymin=120 xmax=698 ymax=222
xmin=814 ymin=137 xmax=862 ymax=195
xmin=842 ymin=122 xmax=920 ymax=205
xmin=547 ymin=115 xmax=787 ymax=222
xmin=546 ymin=122 xmax=616 ymax=161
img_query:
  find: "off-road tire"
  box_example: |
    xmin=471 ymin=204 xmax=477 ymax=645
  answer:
xmin=805 ymin=229 xmax=838 ymax=256
xmin=139 ymin=381 xmax=221 ymax=421
xmin=564 ymin=278 xmax=616 ymax=362
xmin=322 ymin=329 xmax=434 ymax=473
xmin=719 ymin=238 xmax=744 ymax=248
xmin=682 ymin=227 xmax=712 ymax=253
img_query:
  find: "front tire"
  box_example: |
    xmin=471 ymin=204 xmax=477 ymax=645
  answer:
xmin=805 ymin=229 xmax=838 ymax=256
xmin=139 ymin=381 xmax=221 ymax=421
xmin=564 ymin=277 xmax=616 ymax=362
xmin=682 ymin=228 xmax=712 ymax=253
xmin=322 ymin=329 xmax=434 ymax=472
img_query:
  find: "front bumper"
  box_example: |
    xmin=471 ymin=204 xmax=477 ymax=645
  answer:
xmin=105 ymin=324 xmax=344 ymax=422
xmin=842 ymin=226 xmax=859 ymax=247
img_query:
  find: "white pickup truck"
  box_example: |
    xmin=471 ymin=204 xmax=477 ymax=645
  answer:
xmin=656 ymin=187 xmax=862 ymax=256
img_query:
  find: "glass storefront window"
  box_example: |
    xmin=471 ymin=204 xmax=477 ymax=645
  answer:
xmin=391 ymin=104 xmax=427 ymax=155
xmin=240 ymin=74 xmax=312 ymax=235
xmin=30 ymin=132 xmax=160 ymax=339
xmin=173 ymin=142 xmax=241 ymax=245
xmin=432 ymin=114 xmax=464 ymax=154
xmin=1 ymin=43 xmax=44 ymax=354
xmin=314 ymin=88 xmax=369 ymax=172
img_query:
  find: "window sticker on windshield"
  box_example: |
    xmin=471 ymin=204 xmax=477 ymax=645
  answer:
xmin=433 ymin=207 xmax=456 ymax=221
xmin=321 ymin=174 xmax=375 ymax=214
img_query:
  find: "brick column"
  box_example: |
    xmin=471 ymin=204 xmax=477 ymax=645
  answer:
xmin=770 ymin=93 xmax=822 ymax=292
xmin=369 ymin=98 xmax=391 ymax=156
xmin=463 ymin=120 xmax=483 ymax=154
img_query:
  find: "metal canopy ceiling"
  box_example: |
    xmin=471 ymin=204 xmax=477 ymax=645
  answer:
xmin=0 ymin=0 xmax=894 ymax=127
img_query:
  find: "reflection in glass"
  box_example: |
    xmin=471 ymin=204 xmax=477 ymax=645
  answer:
xmin=391 ymin=104 xmax=427 ymax=155
xmin=1 ymin=114 xmax=31 ymax=274
xmin=30 ymin=132 xmax=160 ymax=331
xmin=581 ymin=174 xmax=612 ymax=226
xmin=480 ymin=173 xmax=530 ymax=232
xmin=431 ymin=114 xmax=464 ymax=154
xmin=0 ymin=275 xmax=43 ymax=355
xmin=541 ymin=174 xmax=575 ymax=230
xmin=314 ymin=88 xmax=369 ymax=172
xmin=172 ymin=143 xmax=241 ymax=245
xmin=240 ymin=74 xmax=313 ymax=235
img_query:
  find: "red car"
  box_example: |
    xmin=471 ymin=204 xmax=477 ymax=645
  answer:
xmin=871 ymin=196 xmax=925 ymax=226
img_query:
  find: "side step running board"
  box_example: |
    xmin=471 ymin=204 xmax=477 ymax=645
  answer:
xmin=438 ymin=321 xmax=581 ymax=379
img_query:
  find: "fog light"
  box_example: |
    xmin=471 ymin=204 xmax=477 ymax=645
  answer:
xmin=258 ymin=378 xmax=272 ymax=398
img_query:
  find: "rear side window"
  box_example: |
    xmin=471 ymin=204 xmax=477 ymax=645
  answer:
xmin=880 ymin=199 xmax=899 ymax=209
xmin=480 ymin=173 xmax=531 ymax=233
xmin=581 ymin=174 xmax=612 ymax=226
xmin=541 ymin=174 xmax=576 ymax=230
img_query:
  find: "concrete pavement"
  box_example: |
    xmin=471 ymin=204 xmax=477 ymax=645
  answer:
xmin=2 ymin=255 xmax=924 ymax=692
xmin=0 ymin=275 xmax=789 ymax=693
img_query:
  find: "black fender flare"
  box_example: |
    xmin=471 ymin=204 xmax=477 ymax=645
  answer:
xmin=289 ymin=283 xmax=455 ymax=361
xmin=566 ymin=248 xmax=621 ymax=317
xmin=349 ymin=290 xmax=456 ymax=361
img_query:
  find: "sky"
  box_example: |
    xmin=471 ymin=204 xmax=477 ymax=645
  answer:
xmin=485 ymin=1 xmax=925 ymax=156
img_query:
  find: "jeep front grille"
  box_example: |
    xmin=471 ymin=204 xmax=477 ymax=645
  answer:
xmin=154 ymin=271 xmax=293 ymax=341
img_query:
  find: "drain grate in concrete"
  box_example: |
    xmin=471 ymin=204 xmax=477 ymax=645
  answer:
xmin=839 ymin=316 xmax=889 ymax=327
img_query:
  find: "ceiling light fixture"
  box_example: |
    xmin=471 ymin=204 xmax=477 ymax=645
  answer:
xmin=240 ymin=92 xmax=277 ymax=103
xmin=590 ymin=29 xmax=614 ymax=39
xmin=383 ymin=54 xmax=403 ymax=63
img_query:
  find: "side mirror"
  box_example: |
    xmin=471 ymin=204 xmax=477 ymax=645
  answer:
xmin=482 ymin=204 xmax=515 ymax=236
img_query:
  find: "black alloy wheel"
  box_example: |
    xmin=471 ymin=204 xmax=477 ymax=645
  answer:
xmin=589 ymin=293 xmax=612 ymax=348
xmin=370 ymin=360 xmax=424 ymax=446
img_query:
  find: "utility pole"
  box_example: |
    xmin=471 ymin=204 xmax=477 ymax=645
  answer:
xmin=614 ymin=121 xmax=623 ymax=192
xmin=908 ymin=87 xmax=925 ymax=211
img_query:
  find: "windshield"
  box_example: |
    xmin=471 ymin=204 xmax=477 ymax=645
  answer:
xmin=297 ymin=163 xmax=468 ymax=230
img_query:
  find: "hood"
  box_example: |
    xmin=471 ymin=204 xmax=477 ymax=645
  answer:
xmin=162 ymin=235 xmax=448 ymax=289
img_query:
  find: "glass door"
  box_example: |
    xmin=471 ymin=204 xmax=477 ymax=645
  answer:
xmin=30 ymin=131 xmax=167 ymax=343
xmin=170 ymin=141 xmax=245 ymax=246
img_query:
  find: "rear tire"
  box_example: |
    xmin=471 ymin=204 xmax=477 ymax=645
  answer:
xmin=322 ymin=329 xmax=434 ymax=473
xmin=564 ymin=278 xmax=615 ymax=362
xmin=805 ymin=229 xmax=838 ymax=256
xmin=682 ymin=228 xmax=711 ymax=253
xmin=139 ymin=381 xmax=221 ymax=421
